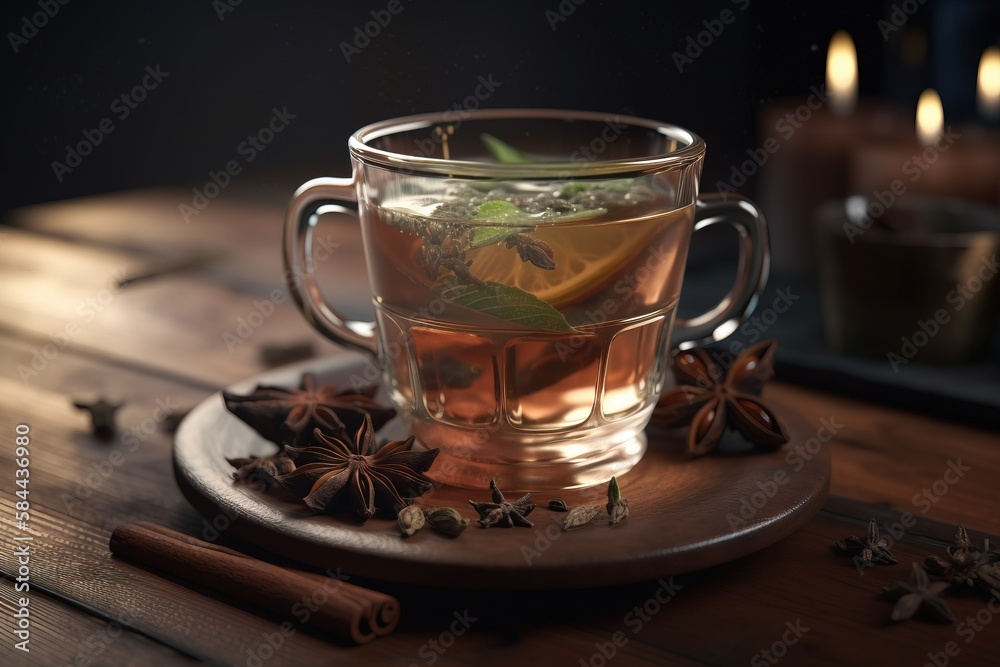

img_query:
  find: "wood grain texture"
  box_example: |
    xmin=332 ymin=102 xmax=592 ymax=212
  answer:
xmin=0 ymin=579 xmax=197 ymax=667
xmin=2 ymin=189 xmax=999 ymax=666
xmin=174 ymin=355 xmax=830 ymax=589
xmin=769 ymin=382 xmax=1000 ymax=534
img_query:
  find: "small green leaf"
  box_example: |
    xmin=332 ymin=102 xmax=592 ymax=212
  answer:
xmin=470 ymin=225 xmax=530 ymax=248
xmin=481 ymin=133 xmax=536 ymax=164
xmin=473 ymin=200 xmax=525 ymax=223
xmin=434 ymin=279 xmax=575 ymax=333
xmin=536 ymin=207 xmax=606 ymax=223
xmin=607 ymin=477 xmax=621 ymax=506
xmin=470 ymin=200 xmax=533 ymax=248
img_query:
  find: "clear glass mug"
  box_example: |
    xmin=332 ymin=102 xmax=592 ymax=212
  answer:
xmin=284 ymin=109 xmax=769 ymax=490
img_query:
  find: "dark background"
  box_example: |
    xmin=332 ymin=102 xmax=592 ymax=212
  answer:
xmin=3 ymin=0 xmax=998 ymax=217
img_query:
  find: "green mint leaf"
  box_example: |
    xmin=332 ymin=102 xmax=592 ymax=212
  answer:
xmin=536 ymin=207 xmax=607 ymax=223
xmin=473 ymin=199 xmax=525 ymax=222
xmin=433 ymin=278 xmax=575 ymax=333
xmin=481 ymin=133 xmax=536 ymax=164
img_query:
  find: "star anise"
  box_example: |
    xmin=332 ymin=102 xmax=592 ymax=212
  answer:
xmin=505 ymin=234 xmax=556 ymax=270
xmin=923 ymin=524 xmax=1000 ymax=594
xmin=469 ymin=480 xmax=536 ymax=528
xmin=276 ymin=415 xmax=438 ymax=521
xmin=883 ymin=562 xmax=956 ymax=623
xmin=73 ymin=397 xmax=123 ymax=440
xmin=651 ymin=340 xmax=789 ymax=456
xmin=833 ymin=518 xmax=898 ymax=567
xmin=227 ymin=449 xmax=296 ymax=487
xmin=223 ymin=373 xmax=396 ymax=445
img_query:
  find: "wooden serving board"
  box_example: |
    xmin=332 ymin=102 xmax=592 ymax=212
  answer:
xmin=174 ymin=354 xmax=830 ymax=590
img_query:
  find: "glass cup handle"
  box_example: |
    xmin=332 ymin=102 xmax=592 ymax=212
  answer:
xmin=673 ymin=193 xmax=771 ymax=348
xmin=283 ymin=177 xmax=378 ymax=355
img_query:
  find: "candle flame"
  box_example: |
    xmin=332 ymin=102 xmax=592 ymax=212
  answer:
xmin=826 ymin=30 xmax=858 ymax=116
xmin=916 ymin=89 xmax=943 ymax=147
xmin=978 ymin=46 xmax=1000 ymax=122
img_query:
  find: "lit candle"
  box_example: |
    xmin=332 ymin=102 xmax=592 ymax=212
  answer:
xmin=756 ymin=30 xmax=905 ymax=272
xmin=915 ymin=89 xmax=943 ymax=147
xmin=850 ymin=87 xmax=1000 ymax=205
xmin=978 ymin=46 xmax=1000 ymax=122
xmin=827 ymin=30 xmax=857 ymax=117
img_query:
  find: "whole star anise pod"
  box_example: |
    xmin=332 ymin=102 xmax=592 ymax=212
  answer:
xmin=276 ymin=414 xmax=438 ymax=521
xmin=924 ymin=524 xmax=1000 ymax=594
xmin=469 ymin=480 xmax=536 ymax=528
xmin=884 ymin=562 xmax=956 ymax=623
xmin=833 ymin=518 xmax=898 ymax=567
xmin=223 ymin=373 xmax=396 ymax=445
xmin=651 ymin=340 xmax=789 ymax=456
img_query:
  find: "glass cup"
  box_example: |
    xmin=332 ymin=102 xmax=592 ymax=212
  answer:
xmin=284 ymin=109 xmax=769 ymax=490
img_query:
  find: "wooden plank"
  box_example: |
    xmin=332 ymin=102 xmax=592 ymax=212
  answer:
xmin=1 ymin=375 xmax=998 ymax=665
xmin=5 ymin=189 xmax=372 ymax=313
xmin=769 ymin=382 xmax=1000 ymax=535
xmin=0 ymin=579 xmax=197 ymax=666
xmin=0 ymin=229 xmax=350 ymax=388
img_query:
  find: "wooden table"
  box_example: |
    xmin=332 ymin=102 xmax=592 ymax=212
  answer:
xmin=1 ymin=190 xmax=998 ymax=666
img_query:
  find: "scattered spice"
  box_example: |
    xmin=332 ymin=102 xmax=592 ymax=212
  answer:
xmin=397 ymin=505 xmax=425 ymax=537
xmin=833 ymin=518 xmax=898 ymax=567
xmin=277 ymin=415 xmax=438 ymax=521
xmin=883 ymin=562 xmax=956 ymax=623
xmin=547 ymin=499 xmax=569 ymax=512
xmin=562 ymin=506 xmax=601 ymax=531
xmin=424 ymin=507 xmax=470 ymax=537
xmin=606 ymin=477 xmax=629 ymax=527
xmin=227 ymin=450 xmax=295 ymax=487
xmin=469 ymin=480 xmax=535 ymax=528
xmin=73 ymin=397 xmax=123 ymax=439
xmin=651 ymin=340 xmax=789 ymax=456
xmin=223 ymin=373 xmax=395 ymax=445
xmin=923 ymin=524 xmax=1000 ymax=594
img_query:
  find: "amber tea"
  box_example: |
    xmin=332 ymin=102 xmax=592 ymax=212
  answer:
xmin=284 ymin=110 xmax=768 ymax=489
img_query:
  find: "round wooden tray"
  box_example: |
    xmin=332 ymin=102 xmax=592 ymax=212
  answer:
xmin=174 ymin=354 xmax=830 ymax=590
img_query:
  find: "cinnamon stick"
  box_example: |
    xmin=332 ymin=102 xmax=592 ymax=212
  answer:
xmin=108 ymin=521 xmax=399 ymax=644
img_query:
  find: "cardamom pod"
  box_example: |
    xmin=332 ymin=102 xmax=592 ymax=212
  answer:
xmin=424 ymin=507 xmax=470 ymax=537
xmin=562 ymin=505 xmax=601 ymax=531
xmin=398 ymin=505 xmax=425 ymax=536
xmin=547 ymin=498 xmax=569 ymax=512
